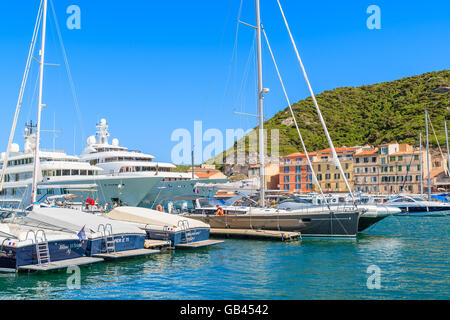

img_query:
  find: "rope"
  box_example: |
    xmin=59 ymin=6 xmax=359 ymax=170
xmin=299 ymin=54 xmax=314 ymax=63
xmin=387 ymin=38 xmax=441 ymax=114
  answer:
xmin=427 ymin=112 xmax=448 ymax=175
xmin=0 ymin=0 xmax=44 ymax=192
xmin=49 ymin=0 xmax=86 ymax=143
xmin=276 ymin=0 xmax=355 ymax=203
xmin=261 ymin=26 xmax=330 ymax=211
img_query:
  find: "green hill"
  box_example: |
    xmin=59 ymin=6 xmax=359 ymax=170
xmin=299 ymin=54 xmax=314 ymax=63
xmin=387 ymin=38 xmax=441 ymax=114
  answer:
xmin=208 ymin=70 xmax=450 ymax=164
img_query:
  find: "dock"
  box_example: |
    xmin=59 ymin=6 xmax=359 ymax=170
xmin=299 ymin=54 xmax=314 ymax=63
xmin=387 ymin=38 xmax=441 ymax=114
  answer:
xmin=175 ymin=239 xmax=224 ymax=248
xmin=18 ymin=257 xmax=104 ymax=272
xmin=210 ymin=228 xmax=301 ymax=241
xmin=93 ymin=249 xmax=160 ymax=260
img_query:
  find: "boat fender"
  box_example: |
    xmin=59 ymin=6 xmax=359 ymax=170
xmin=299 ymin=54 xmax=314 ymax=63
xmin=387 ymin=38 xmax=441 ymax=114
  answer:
xmin=156 ymin=205 xmax=163 ymax=212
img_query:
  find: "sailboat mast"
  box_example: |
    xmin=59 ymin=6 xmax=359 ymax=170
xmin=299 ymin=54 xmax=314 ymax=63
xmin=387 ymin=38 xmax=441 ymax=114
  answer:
xmin=31 ymin=0 xmax=48 ymax=204
xmin=255 ymin=0 xmax=265 ymax=207
xmin=445 ymin=120 xmax=450 ymax=175
xmin=425 ymin=110 xmax=431 ymax=200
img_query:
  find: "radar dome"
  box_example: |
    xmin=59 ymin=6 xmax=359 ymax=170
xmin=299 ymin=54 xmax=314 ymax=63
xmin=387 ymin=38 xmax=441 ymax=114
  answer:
xmin=100 ymin=119 xmax=107 ymax=125
xmin=1 ymin=152 xmax=5 ymax=160
xmin=10 ymin=143 xmax=20 ymax=153
xmin=112 ymin=138 xmax=119 ymax=146
xmin=87 ymin=136 xmax=96 ymax=146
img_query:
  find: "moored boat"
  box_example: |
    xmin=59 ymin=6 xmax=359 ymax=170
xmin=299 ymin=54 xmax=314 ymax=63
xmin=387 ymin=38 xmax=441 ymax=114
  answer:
xmin=106 ymin=206 xmax=222 ymax=248
xmin=0 ymin=213 xmax=87 ymax=272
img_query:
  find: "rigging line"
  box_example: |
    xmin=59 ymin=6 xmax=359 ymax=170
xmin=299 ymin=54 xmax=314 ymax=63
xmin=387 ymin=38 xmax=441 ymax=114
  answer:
xmin=49 ymin=0 xmax=86 ymax=144
xmin=0 ymin=0 xmax=44 ymax=192
xmin=400 ymin=137 xmax=418 ymax=192
xmin=261 ymin=26 xmax=329 ymax=210
xmin=25 ymin=68 xmax=41 ymax=123
xmin=276 ymin=0 xmax=355 ymax=202
xmin=236 ymin=36 xmax=256 ymax=115
xmin=222 ymin=0 xmax=244 ymax=112
xmin=427 ymin=112 xmax=448 ymax=175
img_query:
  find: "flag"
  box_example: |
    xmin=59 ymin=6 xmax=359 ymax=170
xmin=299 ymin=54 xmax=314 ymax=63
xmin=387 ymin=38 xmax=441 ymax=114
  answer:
xmin=77 ymin=225 xmax=87 ymax=241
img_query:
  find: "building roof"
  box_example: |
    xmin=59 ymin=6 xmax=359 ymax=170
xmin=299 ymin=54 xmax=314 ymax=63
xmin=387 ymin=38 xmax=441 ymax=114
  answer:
xmin=355 ymin=148 xmax=379 ymax=156
xmin=194 ymin=171 xmax=223 ymax=179
xmin=424 ymin=169 xmax=446 ymax=179
xmin=283 ymin=152 xmax=317 ymax=158
xmin=316 ymin=147 xmax=358 ymax=155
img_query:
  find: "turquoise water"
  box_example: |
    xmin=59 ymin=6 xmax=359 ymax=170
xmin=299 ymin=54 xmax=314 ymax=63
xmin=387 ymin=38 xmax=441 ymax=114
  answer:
xmin=0 ymin=216 xmax=448 ymax=300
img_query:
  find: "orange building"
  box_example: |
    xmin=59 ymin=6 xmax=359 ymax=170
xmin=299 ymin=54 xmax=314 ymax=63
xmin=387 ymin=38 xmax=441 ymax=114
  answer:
xmin=279 ymin=152 xmax=317 ymax=193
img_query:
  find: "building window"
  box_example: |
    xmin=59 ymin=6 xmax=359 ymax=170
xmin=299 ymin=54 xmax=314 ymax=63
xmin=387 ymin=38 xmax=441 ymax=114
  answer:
xmin=398 ymin=166 xmax=402 ymax=172
xmin=398 ymin=156 xmax=403 ymax=161
xmin=355 ymin=158 xmax=360 ymax=164
xmin=414 ymin=155 xmax=419 ymax=161
xmin=325 ymin=173 xmax=331 ymax=180
xmin=390 ymin=156 xmax=395 ymax=162
xmin=381 ymin=157 xmax=386 ymax=164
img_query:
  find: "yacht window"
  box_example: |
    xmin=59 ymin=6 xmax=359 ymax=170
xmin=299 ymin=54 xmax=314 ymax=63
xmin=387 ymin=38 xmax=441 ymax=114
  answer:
xmin=63 ymin=170 xmax=70 ymax=176
xmin=71 ymin=170 xmax=79 ymax=176
xmin=56 ymin=170 xmax=61 ymax=176
xmin=80 ymin=170 xmax=87 ymax=175
xmin=88 ymin=170 xmax=94 ymax=176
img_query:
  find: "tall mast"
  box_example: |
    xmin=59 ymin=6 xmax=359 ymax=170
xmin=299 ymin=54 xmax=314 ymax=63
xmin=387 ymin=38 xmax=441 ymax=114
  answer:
xmin=419 ymin=132 xmax=423 ymax=195
xmin=445 ymin=120 xmax=450 ymax=176
xmin=31 ymin=0 xmax=48 ymax=204
xmin=425 ymin=110 xmax=431 ymax=200
xmin=255 ymin=0 xmax=266 ymax=207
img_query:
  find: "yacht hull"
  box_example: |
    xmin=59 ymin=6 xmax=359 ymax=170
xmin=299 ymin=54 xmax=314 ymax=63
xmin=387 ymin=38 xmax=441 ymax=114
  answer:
xmin=0 ymin=239 xmax=86 ymax=272
xmin=185 ymin=212 xmax=360 ymax=237
xmin=84 ymin=234 xmax=146 ymax=257
xmin=144 ymin=227 xmax=210 ymax=247
xmin=41 ymin=176 xmax=163 ymax=207
xmin=139 ymin=178 xmax=228 ymax=210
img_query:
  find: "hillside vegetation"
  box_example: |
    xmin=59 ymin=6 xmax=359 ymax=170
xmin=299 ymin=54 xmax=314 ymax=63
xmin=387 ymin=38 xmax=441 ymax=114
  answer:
xmin=208 ymin=70 xmax=450 ymax=164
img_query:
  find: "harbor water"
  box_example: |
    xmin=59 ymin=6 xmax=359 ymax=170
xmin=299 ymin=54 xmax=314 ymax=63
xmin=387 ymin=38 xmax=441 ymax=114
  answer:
xmin=0 ymin=215 xmax=448 ymax=300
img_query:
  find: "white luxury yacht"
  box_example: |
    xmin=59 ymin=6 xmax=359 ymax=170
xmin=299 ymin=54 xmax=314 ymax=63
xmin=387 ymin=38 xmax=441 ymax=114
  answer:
xmin=0 ymin=122 xmax=162 ymax=209
xmin=78 ymin=119 xmax=227 ymax=211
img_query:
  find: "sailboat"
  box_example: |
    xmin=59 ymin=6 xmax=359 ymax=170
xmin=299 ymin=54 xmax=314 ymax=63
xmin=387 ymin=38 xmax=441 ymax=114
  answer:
xmin=184 ymin=0 xmax=363 ymax=237
xmin=385 ymin=110 xmax=450 ymax=216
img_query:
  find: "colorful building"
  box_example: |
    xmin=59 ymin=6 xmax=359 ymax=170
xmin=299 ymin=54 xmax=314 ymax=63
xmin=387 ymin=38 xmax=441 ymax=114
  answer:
xmin=279 ymin=152 xmax=316 ymax=193
xmin=313 ymin=147 xmax=358 ymax=193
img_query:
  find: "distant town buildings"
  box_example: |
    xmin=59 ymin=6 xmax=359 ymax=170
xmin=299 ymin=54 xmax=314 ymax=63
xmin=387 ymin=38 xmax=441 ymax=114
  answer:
xmin=275 ymin=142 xmax=449 ymax=194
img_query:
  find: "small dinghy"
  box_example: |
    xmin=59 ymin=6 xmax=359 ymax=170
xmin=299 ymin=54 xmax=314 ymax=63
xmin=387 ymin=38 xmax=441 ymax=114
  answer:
xmin=24 ymin=206 xmax=148 ymax=258
xmin=107 ymin=206 xmax=223 ymax=248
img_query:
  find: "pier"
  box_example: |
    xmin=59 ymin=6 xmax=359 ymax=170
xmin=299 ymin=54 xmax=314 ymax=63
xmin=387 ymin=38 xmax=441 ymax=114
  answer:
xmin=210 ymin=228 xmax=301 ymax=241
xmin=18 ymin=257 xmax=104 ymax=273
xmin=175 ymin=239 xmax=224 ymax=248
xmin=93 ymin=249 xmax=160 ymax=260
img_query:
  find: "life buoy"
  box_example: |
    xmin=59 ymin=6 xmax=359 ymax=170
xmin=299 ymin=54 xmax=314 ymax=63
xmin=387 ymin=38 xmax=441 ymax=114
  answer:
xmin=156 ymin=205 xmax=163 ymax=212
xmin=215 ymin=206 xmax=224 ymax=216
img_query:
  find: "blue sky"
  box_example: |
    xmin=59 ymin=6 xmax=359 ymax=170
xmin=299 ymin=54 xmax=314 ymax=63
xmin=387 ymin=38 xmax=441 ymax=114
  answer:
xmin=0 ymin=0 xmax=449 ymax=164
